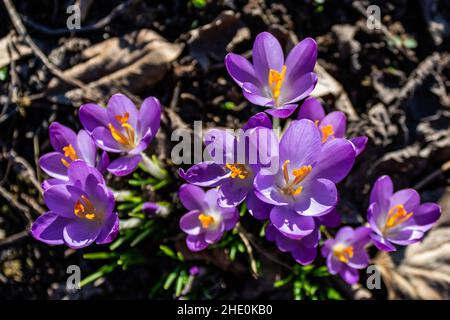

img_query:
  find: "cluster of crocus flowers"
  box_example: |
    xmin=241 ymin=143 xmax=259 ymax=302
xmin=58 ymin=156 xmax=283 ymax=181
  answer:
xmin=31 ymin=93 xmax=163 ymax=249
xmin=179 ymin=184 xmax=239 ymax=251
xmin=225 ymin=32 xmax=318 ymax=118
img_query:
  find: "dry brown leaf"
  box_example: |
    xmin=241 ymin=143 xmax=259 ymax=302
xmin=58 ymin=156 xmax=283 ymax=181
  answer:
xmin=46 ymin=29 xmax=182 ymax=103
xmin=374 ymin=187 xmax=450 ymax=299
xmin=0 ymin=34 xmax=32 ymax=68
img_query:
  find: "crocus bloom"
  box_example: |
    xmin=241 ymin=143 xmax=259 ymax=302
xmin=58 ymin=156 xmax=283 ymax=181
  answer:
xmin=39 ymin=122 xmax=109 ymax=190
xmin=31 ymin=160 xmax=119 ymax=249
xmin=79 ymin=93 xmax=161 ymax=176
xmin=179 ymin=112 xmax=276 ymax=220
xmin=297 ymin=97 xmax=368 ymax=156
xmin=321 ymin=226 xmax=371 ymax=285
xmin=367 ymin=175 xmax=441 ymax=252
xmin=179 ymin=184 xmax=239 ymax=252
xmin=265 ymin=223 xmax=320 ymax=265
xmin=225 ymin=32 xmax=318 ymax=118
xmin=254 ymin=119 xmax=356 ymax=239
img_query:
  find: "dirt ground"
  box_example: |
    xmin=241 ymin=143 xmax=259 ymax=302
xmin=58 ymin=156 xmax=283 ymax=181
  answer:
xmin=0 ymin=0 xmax=449 ymax=299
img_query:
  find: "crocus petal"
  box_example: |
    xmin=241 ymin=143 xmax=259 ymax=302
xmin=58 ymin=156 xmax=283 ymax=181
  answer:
xmin=281 ymin=72 xmax=318 ymax=105
xmin=67 ymin=160 xmax=105 ymax=189
xmin=292 ymin=246 xmax=317 ymax=265
xmin=242 ymin=112 xmax=272 ymax=130
xmin=369 ymin=175 xmax=393 ymax=212
xmin=204 ymin=129 xmax=236 ymax=164
xmin=349 ymin=136 xmax=368 ymax=156
xmin=31 ymin=212 xmax=67 ymax=245
xmin=79 ymin=103 xmax=109 ymax=133
xmin=204 ymin=226 xmax=224 ymax=244
xmin=48 ymin=122 xmax=77 ymax=152
xmin=347 ymin=250 xmax=370 ymax=269
xmin=265 ymin=104 xmax=298 ymax=119
xmin=179 ymin=162 xmax=228 ymax=187
xmin=309 ymin=138 xmax=355 ymax=183
xmin=367 ymin=202 xmax=383 ymax=235
xmin=107 ymin=93 xmax=139 ymax=130
xmin=242 ymin=82 xmax=273 ymax=106
xmin=218 ymin=178 xmax=250 ymax=207
xmin=370 ymin=233 xmax=396 ymax=252
xmin=389 ymin=189 xmax=420 ymax=212
xmin=351 ymin=226 xmax=372 ymax=245
xmin=96 ymin=214 xmax=119 ymax=244
xmin=225 ymin=53 xmax=260 ymax=88
xmin=43 ymin=184 xmax=84 ymax=218
xmin=284 ymin=37 xmax=317 ymax=84
xmin=413 ymin=203 xmax=441 ymax=229
xmin=297 ymin=97 xmax=325 ymax=122
xmin=252 ymin=32 xmax=284 ymax=85
xmin=39 ymin=152 xmax=69 ymax=181
xmin=76 ymin=130 xmax=96 ymax=166
xmin=178 ymin=184 xmax=205 ymax=211
xmin=63 ymin=220 xmax=101 ymax=249
xmin=41 ymin=178 xmax=67 ymax=191
xmin=270 ymin=206 xmax=315 ymax=239
xmin=295 ymin=178 xmax=337 ymax=217
xmin=275 ymin=233 xmax=297 ymax=252
xmin=107 ymin=155 xmax=142 ymax=176
xmin=186 ymin=234 xmax=209 ymax=252
xmin=138 ymin=96 xmax=161 ymax=138
xmin=92 ymin=127 xmax=125 ymax=153
xmin=326 ymin=254 xmax=343 ymax=274
xmin=96 ymin=151 xmax=110 ymax=173
xmin=179 ymin=210 xmax=202 ymax=235
xmin=388 ymin=229 xmax=423 ymax=246
xmin=335 ymin=226 xmax=354 ymax=243
xmin=222 ymin=208 xmax=239 ymax=231
xmin=203 ymin=188 xmax=221 ymax=212
xmin=321 ymin=239 xmax=334 ymax=257
xmin=254 ymin=172 xmax=288 ymax=205
xmin=320 ymin=111 xmax=346 ymax=139
xmin=129 ymin=128 xmax=153 ymax=155
xmin=318 ymin=208 xmax=341 ymax=228
xmin=339 ymin=266 xmax=359 ymax=285
xmin=279 ymin=119 xmax=321 ymax=167
xmin=246 ymin=190 xmax=272 ymax=220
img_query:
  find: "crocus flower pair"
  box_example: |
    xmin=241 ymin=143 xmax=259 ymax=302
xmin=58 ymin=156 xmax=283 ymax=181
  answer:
xmin=297 ymin=97 xmax=368 ymax=156
xmin=39 ymin=122 xmax=109 ymax=190
xmin=226 ymin=32 xmax=318 ymax=118
xmin=254 ymin=119 xmax=356 ymax=240
xmin=31 ymin=160 xmax=119 ymax=248
xmin=179 ymin=184 xmax=239 ymax=251
xmin=367 ymin=175 xmax=441 ymax=252
xmin=179 ymin=112 xmax=277 ymax=220
xmin=321 ymin=226 xmax=371 ymax=285
xmin=79 ymin=93 xmax=161 ymax=176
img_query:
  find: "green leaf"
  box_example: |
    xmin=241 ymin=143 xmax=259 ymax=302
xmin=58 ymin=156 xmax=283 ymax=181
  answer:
xmin=327 ymin=288 xmax=343 ymax=300
xmin=130 ymin=228 xmax=153 ymax=247
xmin=0 ymin=66 xmax=8 ymax=81
xmin=403 ymin=37 xmax=417 ymax=49
xmin=221 ymin=101 xmax=236 ymax=110
xmin=191 ymin=0 xmax=206 ymax=9
xmin=164 ymin=270 xmax=179 ymax=290
xmin=83 ymin=252 xmax=118 ymax=260
xmin=159 ymin=245 xmax=177 ymax=259
xmin=80 ymin=264 xmax=117 ymax=287
xmin=229 ymin=245 xmax=237 ymax=261
xmin=273 ymin=274 xmax=293 ymax=288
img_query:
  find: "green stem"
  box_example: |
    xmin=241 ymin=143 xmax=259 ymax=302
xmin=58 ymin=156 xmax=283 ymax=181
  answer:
xmin=140 ymin=153 xmax=167 ymax=180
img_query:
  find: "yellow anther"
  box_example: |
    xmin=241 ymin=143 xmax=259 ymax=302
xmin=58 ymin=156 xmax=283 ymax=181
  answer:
xmin=225 ymin=164 xmax=249 ymax=179
xmin=281 ymin=162 xmax=312 ymax=197
xmin=268 ymin=65 xmax=287 ymax=102
xmin=198 ymin=214 xmax=215 ymax=229
xmin=292 ymin=165 xmax=312 ymax=184
xmin=60 ymin=145 xmax=78 ymax=168
xmin=108 ymin=113 xmax=136 ymax=149
xmin=333 ymin=244 xmax=354 ymax=263
xmin=321 ymin=125 xmax=335 ymax=143
xmin=74 ymin=195 xmax=97 ymax=220
xmin=384 ymin=204 xmax=413 ymax=230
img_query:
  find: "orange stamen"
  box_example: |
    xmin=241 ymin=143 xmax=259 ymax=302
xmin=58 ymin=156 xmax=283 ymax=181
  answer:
xmin=268 ymin=65 xmax=287 ymax=103
xmin=333 ymin=244 xmax=354 ymax=263
xmin=384 ymin=204 xmax=413 ymax=230
xmin=321 ymin=125 xmax=335 ymax=143
xmin=74 ymin=195 xmax=97 ymax=220
xmin=225 ymin=164 xmax=249 ymax=179
xmin=198 ymin=214 xmax=215 ymax=229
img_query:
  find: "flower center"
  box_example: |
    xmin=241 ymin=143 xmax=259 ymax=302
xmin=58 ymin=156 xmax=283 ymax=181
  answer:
xmin=281 ymin=160 xmax=312 ymax=196
xmin=321 ymin=125 xmax=335 ymax=143
xmin=61 ymin=144 xmax=78 ymax=168
xmin=74 ymin=195 xmax=97 ymax=220
xmin=108 ymin=112 xmax=136 ymax=149
xmin=333 ymin=244 xmax=354 ymax=263
xmin=384 ymin=204 xmax=413 ymax=230
xmin=268 ymin=65 xmax=286 ymax=103
xmin=198 ymin=213 xmax=215 ymax=229
xmin=225 ymin=164 xmax=249 ymax=179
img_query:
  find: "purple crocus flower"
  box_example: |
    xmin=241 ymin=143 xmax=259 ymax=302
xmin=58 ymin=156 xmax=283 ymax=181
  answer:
xmin=321 ymin=226 xmax=371 ymax=285
xmin=266 ymin=222 xmax=320 ymax=265
xmin=79 ymin=93 xmax=161 ymax=176
xmin=39 ymin=122 xmax=109 ymax=190
xmin=225 ymin=32 xmax=318 ymax=118
xmin=179 ymin=184 xmax=239 ymax=252
xmin=297 ymin=97 xmax=368 ymax=156
xmin=179 ymin=112 xmax=276 ymax=220
xmin=367 ymin=175 xmax=441 ymax=252
xmin=31 ymin=160 xmax=119 ymax=249
xmin=254 ymin=119 xmax=356 ymax=239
